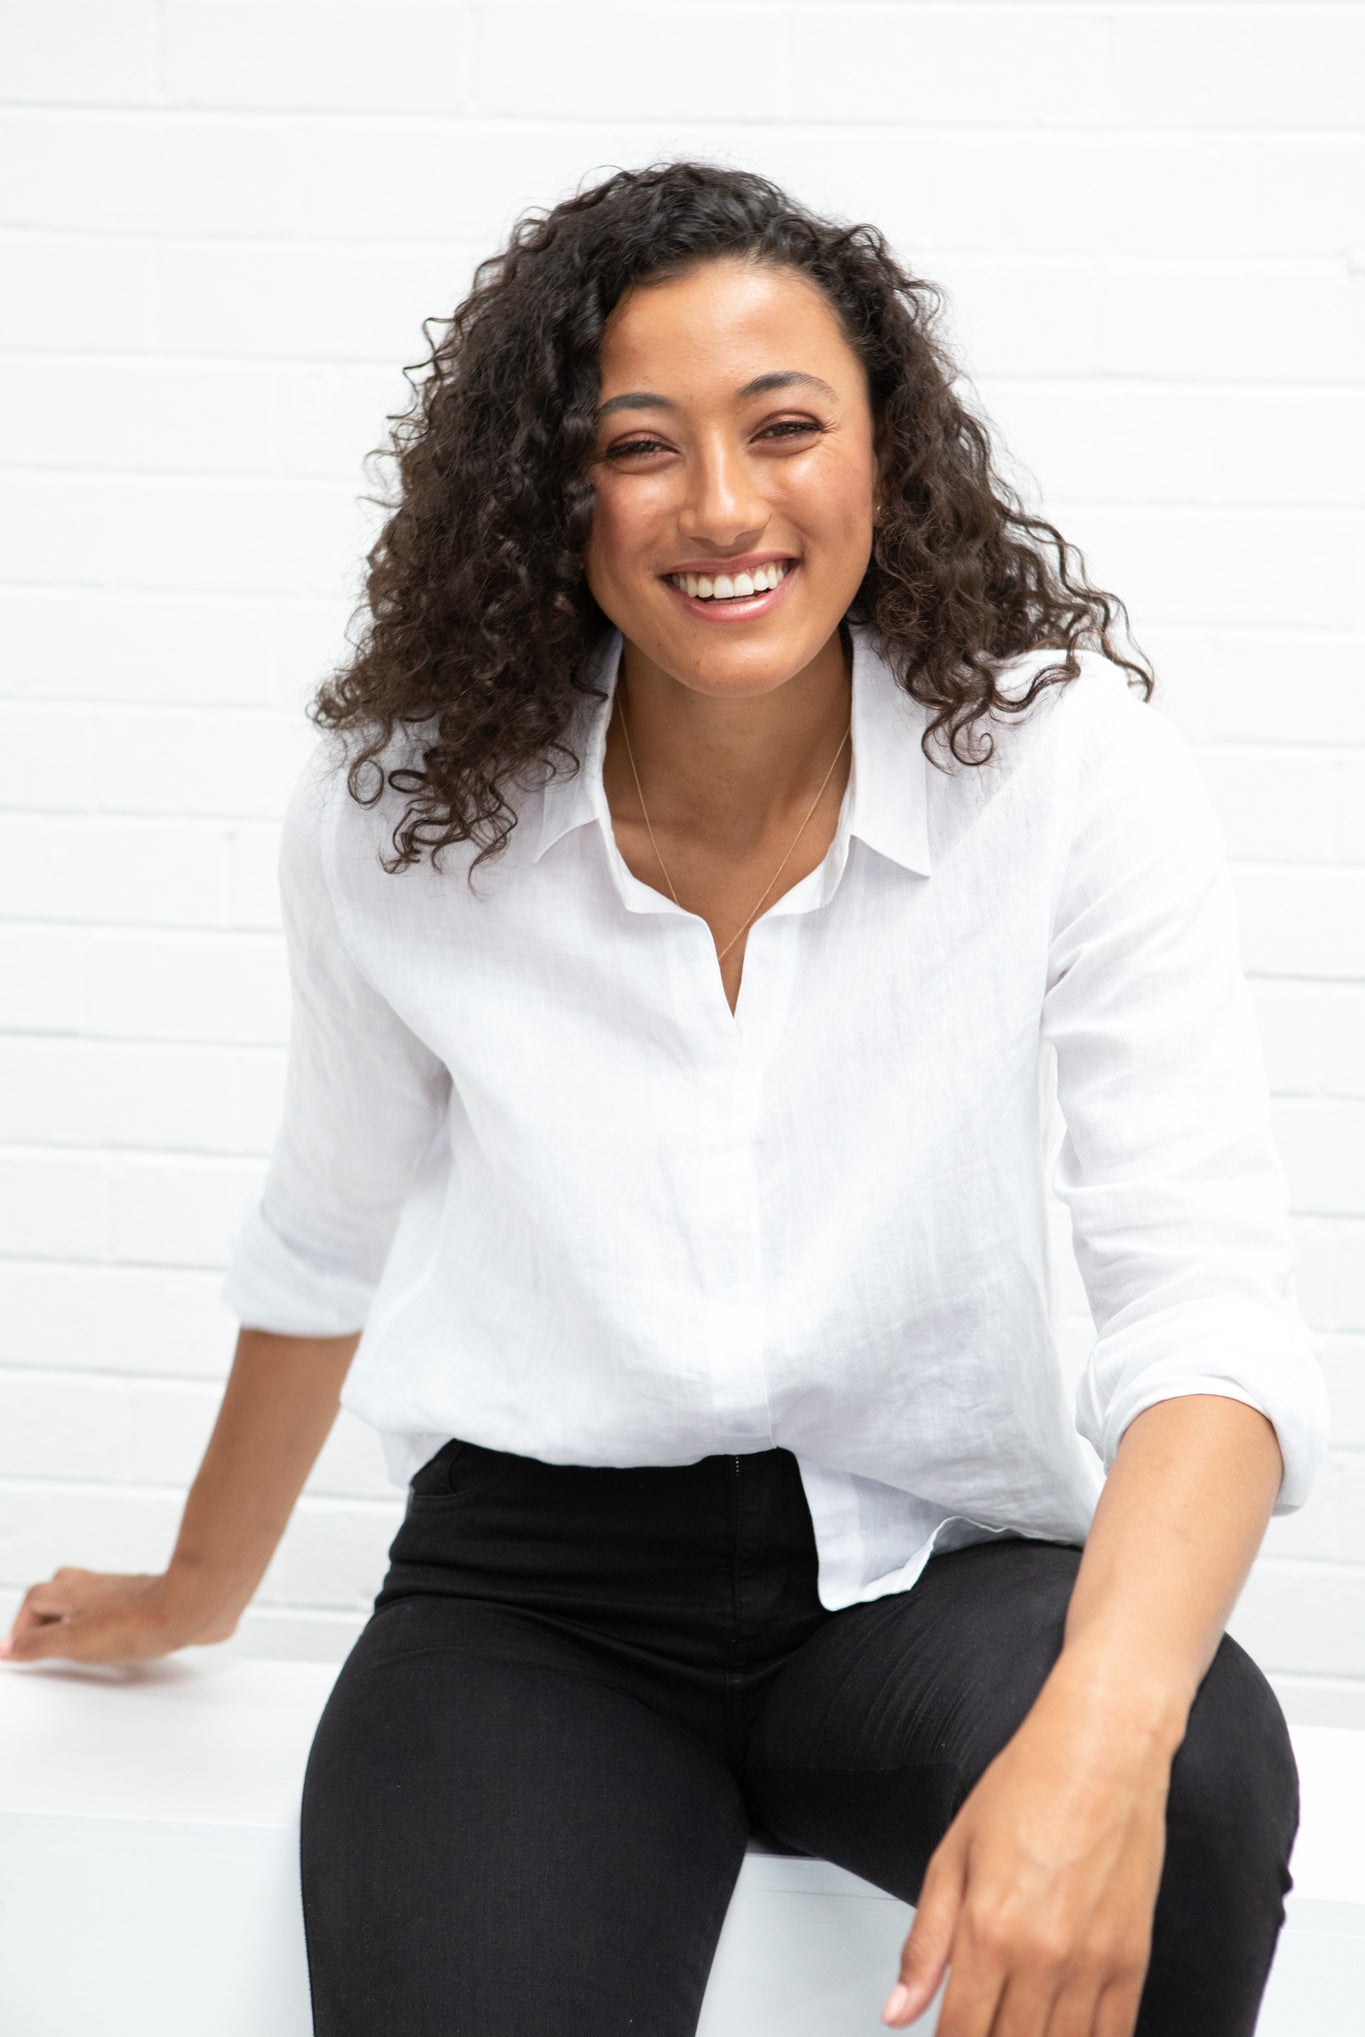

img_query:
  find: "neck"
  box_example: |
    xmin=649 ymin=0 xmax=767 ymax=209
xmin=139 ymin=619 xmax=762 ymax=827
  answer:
xmin=605 ymin=628 xmax=853 ymax=851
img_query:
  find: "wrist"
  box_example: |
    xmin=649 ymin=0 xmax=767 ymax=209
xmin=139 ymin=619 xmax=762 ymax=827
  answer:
xmin=161 ymin=1554 xmax=252 ymax=1633
xmin=1045 ymin=1641 xmax=1193 ymax=1760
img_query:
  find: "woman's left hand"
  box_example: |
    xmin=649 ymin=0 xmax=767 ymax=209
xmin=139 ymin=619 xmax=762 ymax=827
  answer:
xmin=881 ymin=1658 xmax=1176 ymax=2035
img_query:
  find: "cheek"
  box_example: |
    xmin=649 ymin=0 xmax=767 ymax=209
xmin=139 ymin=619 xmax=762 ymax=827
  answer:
xmin=783 ymin=444 xmax=875 ymax=540
xmin=585 ymin=480 xmax=664 ymax=596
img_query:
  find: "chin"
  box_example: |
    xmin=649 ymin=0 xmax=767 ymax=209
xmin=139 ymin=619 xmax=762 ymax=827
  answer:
xmin=667 ymin=631 xmax=822 ymax=697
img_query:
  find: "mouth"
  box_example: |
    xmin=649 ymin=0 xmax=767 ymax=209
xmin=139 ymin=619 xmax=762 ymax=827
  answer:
xmin=661 ymin=556 xmax=798 ymax=621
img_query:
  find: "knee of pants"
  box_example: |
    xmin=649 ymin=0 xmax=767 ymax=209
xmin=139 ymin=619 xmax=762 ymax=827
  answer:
xmin=1161 ymin=1633 xmax=1299 ymax=1902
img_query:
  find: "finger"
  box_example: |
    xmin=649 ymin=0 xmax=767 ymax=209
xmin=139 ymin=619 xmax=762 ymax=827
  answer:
xmin=884 ymin=1847 xmax=966 ymax=2026
xmin=982 ymin=1971 xmax=1065 ymax=2037
xmin=11 ymin=1581 xmax=79 ymax=1632
xmin=1024 ymin=1973 xmax=1103 ymax=2037
xmin=1 ymin=1581 xmax=78 ymax=1657
xmin=1093 ymin=1966 xmax=1146 ymax=2037
xmin=931 ymin=1937 xmax=1006 ymax=2037
xmin=3 ymin=1612 xmax=82 ymax=1663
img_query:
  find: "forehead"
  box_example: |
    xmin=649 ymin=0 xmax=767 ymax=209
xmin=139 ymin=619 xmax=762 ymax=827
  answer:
xmin=599 ymin=258 xmax=863 ymax=393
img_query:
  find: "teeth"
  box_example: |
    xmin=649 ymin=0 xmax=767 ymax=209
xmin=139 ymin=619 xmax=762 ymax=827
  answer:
xmin=671 ymin=561 xmax=792 ymax=601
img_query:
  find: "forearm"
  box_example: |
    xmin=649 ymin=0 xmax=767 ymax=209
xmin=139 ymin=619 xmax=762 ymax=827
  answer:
xmin=885 ymin=1392 xmax=1284 ymax=2027
xmin=167 ymin=1325 xmax=360 ymax=1626
xmin=1049 ymin=1392 xmax=1284 ymax=1752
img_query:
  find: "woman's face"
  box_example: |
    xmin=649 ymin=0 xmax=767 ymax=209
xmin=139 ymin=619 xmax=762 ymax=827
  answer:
xmin=583 ymin=257 xmax=879 ymax=700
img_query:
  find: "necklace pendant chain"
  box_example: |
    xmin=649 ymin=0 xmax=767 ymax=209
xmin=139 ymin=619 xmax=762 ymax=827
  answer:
xmin=617 ymin=692 xmax=852 ymax=965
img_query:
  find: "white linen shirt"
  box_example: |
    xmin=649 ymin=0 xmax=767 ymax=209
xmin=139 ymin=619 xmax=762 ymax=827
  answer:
xmin=221 ymin=624 xmax=1328 ymax=1609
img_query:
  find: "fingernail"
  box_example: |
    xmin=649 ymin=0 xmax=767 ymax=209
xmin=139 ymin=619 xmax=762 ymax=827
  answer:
xmin=882 ymin=1983 xmax=911 ymax=2024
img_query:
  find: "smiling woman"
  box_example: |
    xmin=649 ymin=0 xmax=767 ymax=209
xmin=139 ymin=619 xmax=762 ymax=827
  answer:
xmin=312 ymin=160 xmax=1151 ymax=883
xmin=4 ymin=162 xmax=1328 ymax=2037
xmin=586 ymin=267 xmax=873 ymax=656
xmin=581 ymin=254 xmax=883 ymax=1009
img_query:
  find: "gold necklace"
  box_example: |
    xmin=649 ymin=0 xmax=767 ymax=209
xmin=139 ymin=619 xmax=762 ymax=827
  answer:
xmin=616 ymin=687 xmax=852 ymax=964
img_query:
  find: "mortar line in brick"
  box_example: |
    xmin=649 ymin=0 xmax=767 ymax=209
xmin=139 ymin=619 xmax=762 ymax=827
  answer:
xmin=0 ymin=1365 xmax=222 ymax=1390
xmin=6 ymin=103 xmax=1365 ymax=134
xmin=0 ymin=1028 xmax=284 ymax=1048
xmin=6 ymin=350 xmax=1365 ymax=390
xmin=1250 ymin=1555 xmax=1365 ymax=1581
xmin=5 ymin=228 xmax=1355 ymax=272
xmin=0 ymin=1253 xmax=230 ymax=1272
xmin=0 ymin=1473 xmax=400 ymax=1513
xmin=0 ymin=917 xmax=281 ymax=935
xmin=0 ymin=579 xmax=357 ymax=601
xmin=5 ymin=344 xmax=1365 ymax=394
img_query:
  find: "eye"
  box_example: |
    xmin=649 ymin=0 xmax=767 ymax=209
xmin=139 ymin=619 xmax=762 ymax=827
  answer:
xmin=756 ymin=417 xmax=826 ymax=444
xmin=602 ymin=436 xmax=671 ymax=461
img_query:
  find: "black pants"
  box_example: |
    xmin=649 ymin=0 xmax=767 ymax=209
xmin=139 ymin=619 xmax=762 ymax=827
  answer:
xmin=300 ymin=1442 xmax=1297 ymax=2036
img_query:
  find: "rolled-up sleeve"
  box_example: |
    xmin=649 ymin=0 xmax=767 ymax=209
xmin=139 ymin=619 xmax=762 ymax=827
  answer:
xmin=220 ymin=740 xmax=451 ymax=1336
xmin=1042 ymin=674 xmax=1329 ymax=1514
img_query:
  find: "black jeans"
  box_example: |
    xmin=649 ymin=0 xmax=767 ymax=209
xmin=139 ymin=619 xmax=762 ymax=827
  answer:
xmin=300 ymin=1441 xmax=1297 ymax=2036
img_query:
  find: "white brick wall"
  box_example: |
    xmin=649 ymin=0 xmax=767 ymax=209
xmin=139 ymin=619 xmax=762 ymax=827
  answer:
xmin=2 ymin=1 xmax=1362 ymax=1714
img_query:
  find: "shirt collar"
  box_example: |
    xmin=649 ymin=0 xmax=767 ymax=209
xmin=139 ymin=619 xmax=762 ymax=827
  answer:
xmin=532 ymin=622 xmax=933 ymax=882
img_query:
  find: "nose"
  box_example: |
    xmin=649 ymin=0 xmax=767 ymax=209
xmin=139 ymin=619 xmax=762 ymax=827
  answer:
xmin=677 ymin=433 xmax=767 ymax=554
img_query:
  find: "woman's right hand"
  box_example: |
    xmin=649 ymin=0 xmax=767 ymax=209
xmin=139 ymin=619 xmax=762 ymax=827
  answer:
xmin=0 ymin=1326 xmax=359 ymax=1673
xmin=0 ymin=1566 xmax=240 ymax=1667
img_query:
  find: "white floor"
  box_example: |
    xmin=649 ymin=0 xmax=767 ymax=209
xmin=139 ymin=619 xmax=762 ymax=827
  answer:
xmin=0 ymin=1656 xmax=1360 ymax=2034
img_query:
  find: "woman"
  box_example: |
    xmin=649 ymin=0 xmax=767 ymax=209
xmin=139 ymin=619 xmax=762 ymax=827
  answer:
xmin=2 ymin=163 xmax=1328 ymax=2037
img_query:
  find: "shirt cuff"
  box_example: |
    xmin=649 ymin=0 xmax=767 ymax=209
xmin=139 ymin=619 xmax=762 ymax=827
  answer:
xmin=1075 ymin=1296 xmax=1330 ymax=1515
xmin=219 ymin=1192 xmax=373 ymax=1338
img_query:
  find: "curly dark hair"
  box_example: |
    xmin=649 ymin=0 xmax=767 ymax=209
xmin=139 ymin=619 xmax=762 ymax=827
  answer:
xmin=312 ymin=160 xmax=1153 ymax=877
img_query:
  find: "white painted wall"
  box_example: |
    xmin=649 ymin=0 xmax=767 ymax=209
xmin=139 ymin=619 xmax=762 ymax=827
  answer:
xmin=1 ymin=1 xmax=1362 ymax=1717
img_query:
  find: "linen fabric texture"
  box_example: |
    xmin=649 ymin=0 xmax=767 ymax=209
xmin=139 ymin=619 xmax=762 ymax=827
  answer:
xmin=220 ymin=625 xmax=1328 ymax=1609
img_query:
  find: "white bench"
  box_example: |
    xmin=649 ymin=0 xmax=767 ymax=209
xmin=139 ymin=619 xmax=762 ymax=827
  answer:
xmin=0 ymin=1656 xmax=1360 ymax=2034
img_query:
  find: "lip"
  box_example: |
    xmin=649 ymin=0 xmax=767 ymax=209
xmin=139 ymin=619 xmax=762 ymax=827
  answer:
xmin=660 ymin=557 xmax=800 ymax=624
xmin=662 ymin=550 xmax=796 ymax=578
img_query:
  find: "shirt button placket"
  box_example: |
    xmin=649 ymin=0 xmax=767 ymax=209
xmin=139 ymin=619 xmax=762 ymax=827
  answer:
xmin=706 ymin=920 xmax=781 ymax=1458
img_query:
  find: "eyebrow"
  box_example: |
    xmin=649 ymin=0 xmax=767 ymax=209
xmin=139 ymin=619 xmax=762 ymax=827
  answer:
xmin=595 ymin=370 xmax=838 ymax=421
